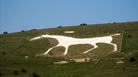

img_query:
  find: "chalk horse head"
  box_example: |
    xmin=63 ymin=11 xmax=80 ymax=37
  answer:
xmin=30 ymin=34 xmax=51 ymax=41
xmin=30 ymin=33 xmax=121 ymax=56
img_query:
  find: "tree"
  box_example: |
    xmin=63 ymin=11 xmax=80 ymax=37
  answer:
xmin=30 ymin=29 xmax=37 ymax=31
xmin=113 ymin=22 xmax=117 ymax=24
xmin=21 ymin=30 xmax=25 ymax=32
xmin=32 ymin=72 xmax=40 ymax=77
xmin=80 ymin=23 xmax=87 ymax=26
xmin=2 ymin=52 xmax=6 ymax=55
xmin=127 ymin=35 xmax=132 ymax=38
xmin=13 ymin=70 xmax=19 ymax=75
xmin=129 ymin=57 xmax=136 ymax=62
xmin=0 ymin=72 xmax=3 ymax=76
xmin=21 ymin=68 xmax=27 ymax=73
xmin=57 ymin=26 xmax=63 ymax=28
xmin=3 ymin=31 xmax=8 ymax=35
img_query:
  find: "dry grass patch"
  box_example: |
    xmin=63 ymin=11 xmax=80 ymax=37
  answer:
xmin=48 ymin=46 xmax=65 ymax=57
xmin=87 ymin=43 xmax=114 ymax=59
xmin=67 ymin=44 xmax=93 ymax=58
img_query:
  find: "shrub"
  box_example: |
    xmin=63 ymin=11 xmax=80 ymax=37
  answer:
xmin=1 ymin=52 xmax=6 ymax=55
xmin=21 ymin=68 xmax=27 ymax=73
xmin=13 ymin=70 xmax=19 ymax=75
xmin=80 ymin=23 xmax=87 ymax=26
xmin=32 ymin=72 xmax=40 ymax=77
xmin=3 ymin=31 xmax=8 ymax=35
xmin=0 ymin=72 xmax=3 ymax=76
xmin=127 ymin=35 xmax=132 ymax=38
xmin=113 ymin=22 xmax=117 ymax=24
xmin=57 ymin=26 xmax=63 ymax=28
xmin=30 ymin=29 xmax=37 ymax=31
xmin=21 ymin=30 xmax=25 ymax=32
xmin=129 ymin=57 xmax=136 ymax=62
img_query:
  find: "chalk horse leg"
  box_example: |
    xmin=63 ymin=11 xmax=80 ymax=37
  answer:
xmin=43 ymin=45 xmax=59 ymax=55
xmin=83 ymin=44 xmax=98 ymax=54
xmin=109 ymin=43 xmax=117 ymax=52
xmin=63 ymin=46 xmax=69 ymax=55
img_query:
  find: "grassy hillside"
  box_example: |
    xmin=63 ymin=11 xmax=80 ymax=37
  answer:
xmin=0 ymin=21 xmax=138 ymax=77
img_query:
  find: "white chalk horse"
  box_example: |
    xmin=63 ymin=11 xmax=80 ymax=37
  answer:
xmin=30 ymin=33 xmax=120 ymax=56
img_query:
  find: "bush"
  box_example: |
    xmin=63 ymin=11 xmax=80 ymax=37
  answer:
xmin=32 ymin=72 xmax=40 ymax=77
xmin=57 ymin=26 xmax=63 ymax=28
xmin=0 ymin=72 xmax=3 ymax=76
xmin=30 ymin=29 xmax=37 ymax=31
xmin=21 ymin=30 xmax=25 ymax=32
xmin=21 ymin=68 xmax=27 ymax=73
xmin=1 ymin=52 xmax=6 ymax=55
xmin=113 ymin=22 xmax=117 ymax=24
xmin=80 ymin=23 xmax=87 ymax=26
xmin=13 ymin=70 xmax=19 ymax=75
xmin=129 ymin=57 xmax=136 ymax=62
xmin=3 ymin=31 xmax=8 ymax=35
xmin=127 ymin=35 xmax=132 ymax=38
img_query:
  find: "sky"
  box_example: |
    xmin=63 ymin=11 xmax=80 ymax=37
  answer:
xmin=0 ymin=0 xmax=138 ymax=33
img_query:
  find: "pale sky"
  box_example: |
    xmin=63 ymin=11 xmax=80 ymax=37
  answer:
xmin=0 ymin=0 xmax=138 ymax=33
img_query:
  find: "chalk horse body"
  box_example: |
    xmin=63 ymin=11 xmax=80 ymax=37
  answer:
xmin=30 ymin=33 xmax=120 ymax=56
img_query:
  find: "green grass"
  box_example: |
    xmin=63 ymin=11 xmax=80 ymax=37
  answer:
xmin=0 ymin=21 xmax=138 ymax=77
xmin=122 ymin=30 xmax=138 ymax=51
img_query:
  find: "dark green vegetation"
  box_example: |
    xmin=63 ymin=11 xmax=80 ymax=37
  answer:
xmin=0 ymin=21 xmax=138 ymax=77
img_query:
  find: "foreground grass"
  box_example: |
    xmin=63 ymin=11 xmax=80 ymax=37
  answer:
xmin=0 ymin=54 xmax=138 ymax=77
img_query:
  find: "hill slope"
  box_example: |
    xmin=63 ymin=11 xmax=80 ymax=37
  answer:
xmin=0 ymin=21 xmax=138 ymax=77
